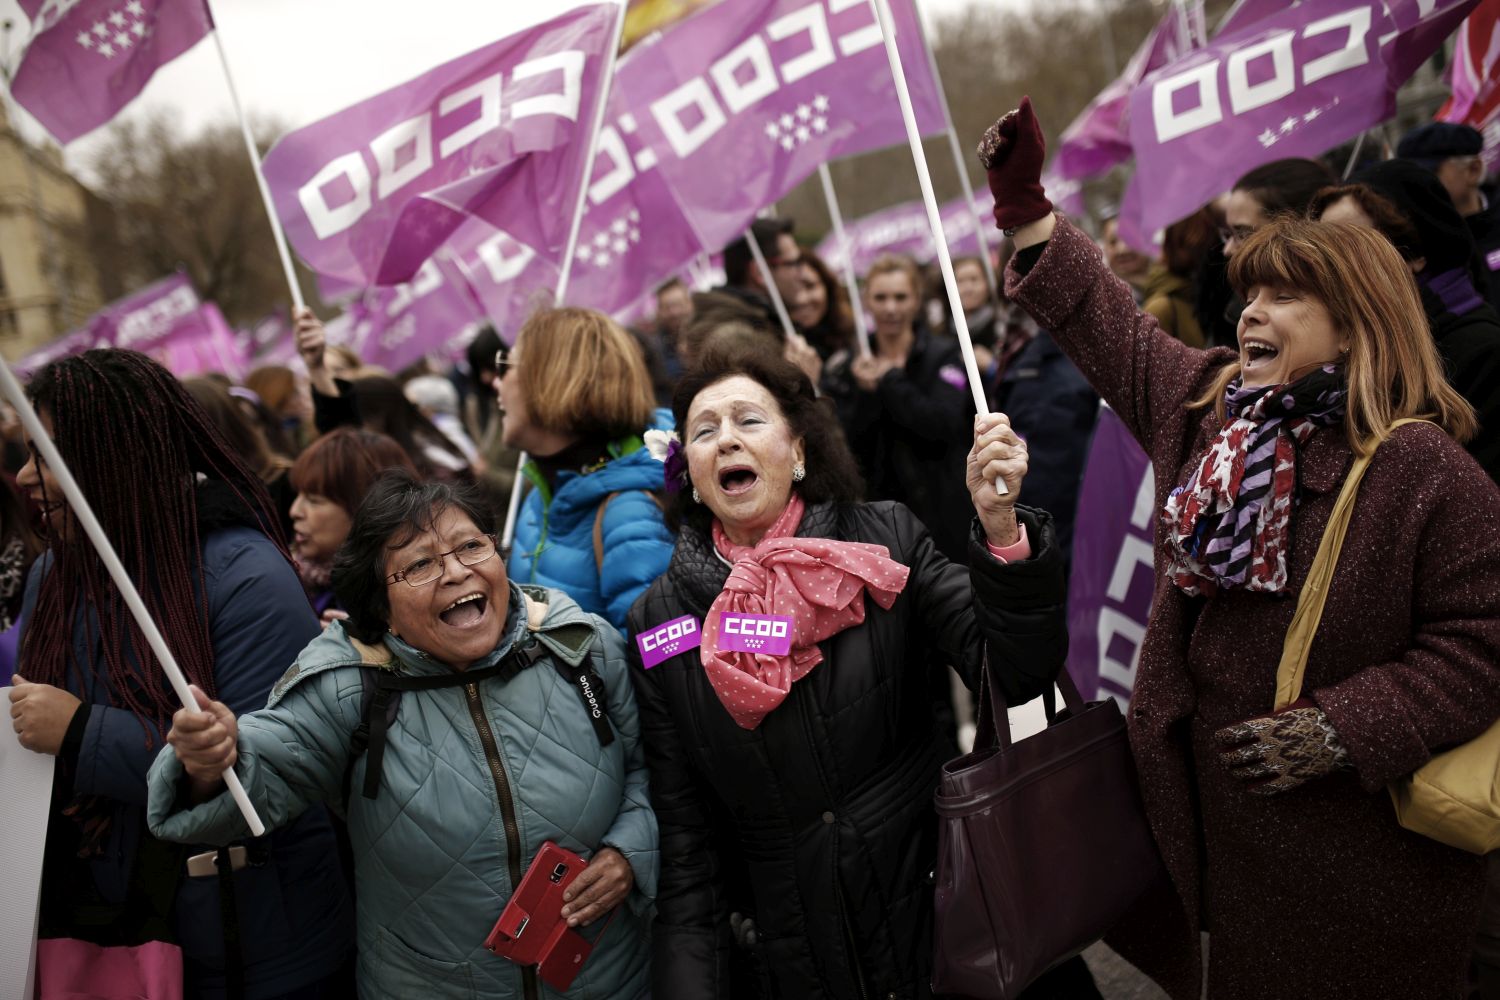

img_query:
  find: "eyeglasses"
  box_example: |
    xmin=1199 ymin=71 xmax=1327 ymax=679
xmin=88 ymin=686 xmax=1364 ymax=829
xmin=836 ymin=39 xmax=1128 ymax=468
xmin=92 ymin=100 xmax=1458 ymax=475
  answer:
xmin=385 ymin=534 xmax=498 ymax=587
xmin=493 ymin=347 xmax=520 ymax=374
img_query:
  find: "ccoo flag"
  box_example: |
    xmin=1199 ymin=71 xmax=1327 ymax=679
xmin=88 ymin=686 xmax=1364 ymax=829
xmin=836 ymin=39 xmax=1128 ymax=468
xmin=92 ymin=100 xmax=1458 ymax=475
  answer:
xmin=261 ymin=3 xmax=621 ymax=287
xmin=1121 ymin=0 xmax=1479 ymax=239
xmin=10 ymin=0 xmax=214 ymax=144
xmin=617 ymin=0 xmax=948 ymax=253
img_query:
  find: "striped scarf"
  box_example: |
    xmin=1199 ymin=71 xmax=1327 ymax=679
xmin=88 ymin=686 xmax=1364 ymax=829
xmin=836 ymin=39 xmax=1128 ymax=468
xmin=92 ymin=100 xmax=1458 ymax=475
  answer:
xmin=1163 ymin=365 xmax=1347 ymax=596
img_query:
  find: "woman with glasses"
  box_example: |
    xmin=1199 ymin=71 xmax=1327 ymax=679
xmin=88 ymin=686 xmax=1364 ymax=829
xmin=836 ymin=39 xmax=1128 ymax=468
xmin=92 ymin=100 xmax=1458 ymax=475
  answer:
xmin=149 ymin=471 xmax=657 ymax=999
xmin=494 ymin=307 xmax=674 ymax=633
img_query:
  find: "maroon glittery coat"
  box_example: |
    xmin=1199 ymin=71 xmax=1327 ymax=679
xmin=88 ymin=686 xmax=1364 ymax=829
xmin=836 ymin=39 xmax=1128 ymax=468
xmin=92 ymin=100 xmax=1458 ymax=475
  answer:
xmin=1008 ymin=217 xmax=1500 ymax=1000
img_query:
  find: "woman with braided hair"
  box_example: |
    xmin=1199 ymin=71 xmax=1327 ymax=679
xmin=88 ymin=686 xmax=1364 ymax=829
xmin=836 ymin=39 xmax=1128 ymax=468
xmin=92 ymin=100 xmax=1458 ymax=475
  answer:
xmin=8 ymin=349 xmax=353 ymax=999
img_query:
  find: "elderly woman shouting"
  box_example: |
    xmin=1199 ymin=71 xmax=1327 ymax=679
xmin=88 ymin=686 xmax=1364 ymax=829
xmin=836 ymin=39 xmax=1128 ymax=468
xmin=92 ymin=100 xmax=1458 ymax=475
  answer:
xmin=627 ymin=343 xmax=1068 ymax=999
xmin=979 ymin=99 xmax=1500 ymax=1000
xmin=147 ymin=473 xmax=658 ymax=1000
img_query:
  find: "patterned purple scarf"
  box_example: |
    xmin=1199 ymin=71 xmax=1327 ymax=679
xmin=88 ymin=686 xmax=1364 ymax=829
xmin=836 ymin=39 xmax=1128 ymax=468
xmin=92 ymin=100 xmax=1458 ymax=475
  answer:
xmin=1163 ymin=365 xmax=1347 ymax=595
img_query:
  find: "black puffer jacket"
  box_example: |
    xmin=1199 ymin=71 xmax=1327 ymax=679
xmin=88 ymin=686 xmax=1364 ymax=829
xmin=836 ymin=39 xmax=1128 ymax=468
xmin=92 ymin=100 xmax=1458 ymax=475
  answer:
xmin=627 ymin=500 xmax=1067 ymax=1000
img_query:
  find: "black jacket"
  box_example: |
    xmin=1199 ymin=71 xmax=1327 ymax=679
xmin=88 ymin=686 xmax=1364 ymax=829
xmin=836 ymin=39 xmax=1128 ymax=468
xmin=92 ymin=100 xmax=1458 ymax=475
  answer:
xmin=627 ymin=501 xmax=1067 ymax=1000
xmin=1422 ymin=285 xmax=1500 ymax=485
xmin=821 ymin=327 xmax=975 ymax=563
xmin=991 ymin=332 xmax=1099 ymax=562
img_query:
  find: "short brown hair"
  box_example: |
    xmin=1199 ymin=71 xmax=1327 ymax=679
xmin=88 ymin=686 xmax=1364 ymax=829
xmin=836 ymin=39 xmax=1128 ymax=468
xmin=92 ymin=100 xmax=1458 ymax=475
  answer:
xmin=1193 ymin=218 xmax=1477 ymax=454
xmin=290 ymin=428 xmax=418 ymax=515
xmin=512 ymin=307 xmax=656 ymax=440
xmin=864 ymin=254 xmax=920 ymax=294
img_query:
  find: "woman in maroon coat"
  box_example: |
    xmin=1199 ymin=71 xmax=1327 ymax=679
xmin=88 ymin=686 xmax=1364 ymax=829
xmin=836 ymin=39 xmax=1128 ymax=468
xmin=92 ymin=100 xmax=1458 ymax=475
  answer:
xmin=978 ymin=99 xmax=1500 ymax=999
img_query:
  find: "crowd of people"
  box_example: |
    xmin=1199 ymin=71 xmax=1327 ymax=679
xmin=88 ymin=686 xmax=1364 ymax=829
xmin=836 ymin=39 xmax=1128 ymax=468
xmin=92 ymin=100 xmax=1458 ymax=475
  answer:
xmin=4 ymin=101 xmax=1500 ymax=1000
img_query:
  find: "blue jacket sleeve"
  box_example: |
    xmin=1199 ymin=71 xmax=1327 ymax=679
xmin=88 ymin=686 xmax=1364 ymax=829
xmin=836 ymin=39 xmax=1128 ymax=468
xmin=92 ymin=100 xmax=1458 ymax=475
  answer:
xmin=592 ymin=617 xmax=660 ymax=914
xmin=74 ymin=530 xmax=318 ymax=806
xmin=598 ymin=491 xmax=674 ymax=633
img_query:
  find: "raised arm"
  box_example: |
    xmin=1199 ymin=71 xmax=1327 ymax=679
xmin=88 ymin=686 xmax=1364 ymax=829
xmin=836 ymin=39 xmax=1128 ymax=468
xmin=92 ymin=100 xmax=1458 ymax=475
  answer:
xmin=979 ymin=98 xmax=1229 ymax=451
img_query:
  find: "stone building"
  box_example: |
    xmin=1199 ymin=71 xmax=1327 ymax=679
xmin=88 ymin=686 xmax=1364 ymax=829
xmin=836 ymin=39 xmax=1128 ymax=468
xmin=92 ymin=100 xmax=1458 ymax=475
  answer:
xmin=0 ymin=100 xmax=108 ymax=359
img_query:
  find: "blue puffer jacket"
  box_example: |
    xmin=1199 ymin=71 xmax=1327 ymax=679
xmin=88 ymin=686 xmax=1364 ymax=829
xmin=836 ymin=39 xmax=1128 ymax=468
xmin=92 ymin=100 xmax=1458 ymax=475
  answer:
xmin=21 ymin=525 xmax=352 ymax=999
xmin=147 ymin=584 xmax=658 ymax=1000
xmin=509 ymin=414 xmax=674 ymax=633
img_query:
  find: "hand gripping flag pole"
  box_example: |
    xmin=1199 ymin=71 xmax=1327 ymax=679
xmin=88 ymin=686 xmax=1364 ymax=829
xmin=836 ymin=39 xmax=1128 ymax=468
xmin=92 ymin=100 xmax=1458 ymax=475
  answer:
xmin=817 ymin=164 xmax=872 ymax=357
xmin=503 ymin=0 xmax=627 ymax=554
xmin=870 ymin=0 xmax=1006 ymax=493
xmin=0 ymin=356 xmax=266 ymax=836
xmin=203 ymin=0 xmax=304 ymax=314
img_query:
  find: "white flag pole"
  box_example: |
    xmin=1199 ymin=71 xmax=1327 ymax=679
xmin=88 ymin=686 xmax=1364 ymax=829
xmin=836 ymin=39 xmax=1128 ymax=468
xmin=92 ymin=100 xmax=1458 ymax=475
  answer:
xmin=869 ymin=0 xmax=1006 ymax=493
xmin=203 ymin=0 xmax=304 ymax=314
xmin=502 ymin=3 xmax=626 ymax=552
xmin=745 ymin=228 xmax=799 ymax=341
xmin=0 ymin=357 xmax=266 ymax=836
xmin=500 ymin=450 xmax=528 ymax=553
xmin=912 ymin=0 xmax=1000 ymax=302
xmin=553 ymin=2 xmax=629 ymax=306
xmin=817 ymin=164 xmax=871 ymax=357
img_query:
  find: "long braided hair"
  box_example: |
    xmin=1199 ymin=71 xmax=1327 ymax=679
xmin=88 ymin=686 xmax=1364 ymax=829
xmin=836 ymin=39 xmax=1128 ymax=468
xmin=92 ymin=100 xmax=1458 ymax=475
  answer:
xmin=23 ymin=350 xmax=290 ymax=742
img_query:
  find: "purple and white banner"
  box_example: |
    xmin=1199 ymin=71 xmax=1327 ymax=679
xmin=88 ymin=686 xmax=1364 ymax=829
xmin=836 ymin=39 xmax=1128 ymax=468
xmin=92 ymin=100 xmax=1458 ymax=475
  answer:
xmin=1065 ymin=407 xmax=1156 ymax=705
xmin=813 ymin=193 xmax=992 ymax=277
xmin=1121 ymin=0 xmax=1479 ymax=238
xmin=331 ymin=261 xmax=486 ymax=374
xmin=262 ymin=3 xmax=620 ymax=286
xmin=1052 ymin=1 xmax=1205 ymax=183
xmin=621 ymin=0 xmax=946 ymax=254
xmin=10 ymin=0 xmax=213 ymax=144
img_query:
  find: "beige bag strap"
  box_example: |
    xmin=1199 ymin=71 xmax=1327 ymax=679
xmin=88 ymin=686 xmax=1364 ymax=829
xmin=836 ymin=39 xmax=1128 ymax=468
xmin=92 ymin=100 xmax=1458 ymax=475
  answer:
xmin=593 ymin=492 xmax=621 ymax=574
xmin=1273 ymin=418 xmax=1433 ymax=710
xmin=592 ymin=490 xmax=666 ymax=574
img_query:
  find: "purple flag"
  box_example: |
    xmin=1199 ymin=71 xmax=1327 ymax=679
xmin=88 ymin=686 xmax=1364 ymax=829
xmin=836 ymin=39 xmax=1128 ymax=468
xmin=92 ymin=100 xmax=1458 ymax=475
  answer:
xmin=11 ymin=0 xmax=213 ymax=145
xmin=337 ymin=257 xmax=488 ymax=373
xmin=1053 ymin=1 xmax=1204 ymax=182
xmin=1122 ymin=0 xmax=1479 ymax=238
xmin=1065 ymin=407 xmax=1156 ymax=705
xmin=91 ymin=272 xmax=202 ymax=352
xmin=441 ymin=222 xmax=557 ymax=339
xmin=157 ymin=302 xmax=249 ymax=379
xmin=15 ymin=328 xmax=98 ymax=379
xmin=614 ymin=0 xmax=947 ymax=253
xmin=262 ymin=4 xmax=620 ymax=287
xmin=813 ymin=193 xmax=990 ymax=276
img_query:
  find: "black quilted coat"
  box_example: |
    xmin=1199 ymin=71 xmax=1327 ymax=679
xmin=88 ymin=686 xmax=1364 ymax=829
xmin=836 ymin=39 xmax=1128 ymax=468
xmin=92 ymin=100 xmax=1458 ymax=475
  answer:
xmin=627 ymin=500 xmax=1068 ymax=999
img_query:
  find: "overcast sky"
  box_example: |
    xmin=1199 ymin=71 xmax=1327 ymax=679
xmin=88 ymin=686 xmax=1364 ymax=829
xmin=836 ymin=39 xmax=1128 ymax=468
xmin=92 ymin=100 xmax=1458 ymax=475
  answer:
xmin=0 ymin=0 xmax=989 ymax=182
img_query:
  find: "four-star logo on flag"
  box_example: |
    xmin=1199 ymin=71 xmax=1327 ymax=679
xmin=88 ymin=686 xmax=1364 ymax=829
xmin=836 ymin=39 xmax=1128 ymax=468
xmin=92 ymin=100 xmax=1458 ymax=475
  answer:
xmin=575 ymin=208 xmax=641 ymax=270
xmin=74 ymin=1 xmax=151 ymax=59
xmin=11 ymin=0 xmax=214 ymax=144
xmin=763 ymin=95 xmax=831 ymax=153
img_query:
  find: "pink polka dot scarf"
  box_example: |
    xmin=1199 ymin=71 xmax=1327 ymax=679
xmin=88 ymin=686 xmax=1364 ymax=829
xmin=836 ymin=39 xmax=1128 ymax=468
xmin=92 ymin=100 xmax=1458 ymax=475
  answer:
xmin=701 ymin=494 xmax=911 ymax=729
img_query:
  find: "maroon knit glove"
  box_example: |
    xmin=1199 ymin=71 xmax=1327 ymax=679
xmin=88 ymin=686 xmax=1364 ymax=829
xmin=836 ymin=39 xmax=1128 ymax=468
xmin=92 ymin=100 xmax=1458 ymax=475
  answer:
xmin=1214 ymin=698 xmax=1352 ymax=796
xmin=977 ymin=96 xmax=1053 ymax=233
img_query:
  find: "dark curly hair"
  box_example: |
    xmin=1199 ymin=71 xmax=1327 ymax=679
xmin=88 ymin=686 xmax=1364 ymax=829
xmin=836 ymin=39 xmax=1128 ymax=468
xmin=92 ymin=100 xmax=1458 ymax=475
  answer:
xmin=332 ymin=470 xmax=497 ymax=644
xmin=667 ymin=341 xmax=863 ymax=536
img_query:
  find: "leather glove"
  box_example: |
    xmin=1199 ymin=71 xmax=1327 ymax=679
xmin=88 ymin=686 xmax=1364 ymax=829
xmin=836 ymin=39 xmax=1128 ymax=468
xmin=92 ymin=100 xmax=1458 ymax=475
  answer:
xmin=977 ymin=95 xmax=1053 ymax=233
xmin=1215 ymin=698 xmax=1351 ymax=796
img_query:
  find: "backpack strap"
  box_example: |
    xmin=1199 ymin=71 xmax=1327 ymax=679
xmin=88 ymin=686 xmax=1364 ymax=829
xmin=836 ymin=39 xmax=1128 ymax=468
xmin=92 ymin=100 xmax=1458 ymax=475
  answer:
xmin=593 ymin=490 xmax=666 ymax=574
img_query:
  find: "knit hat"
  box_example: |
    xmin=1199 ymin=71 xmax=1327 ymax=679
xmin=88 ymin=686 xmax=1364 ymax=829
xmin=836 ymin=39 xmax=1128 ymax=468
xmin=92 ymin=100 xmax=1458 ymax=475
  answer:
xmin=1395 ymin=122 xmax=1483 ymax=169
xmin=1355 ymin=158 xmax=1477 ymax=275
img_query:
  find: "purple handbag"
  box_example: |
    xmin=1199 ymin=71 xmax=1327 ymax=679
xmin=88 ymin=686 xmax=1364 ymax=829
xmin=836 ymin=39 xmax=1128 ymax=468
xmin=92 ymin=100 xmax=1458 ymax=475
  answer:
xmin=932 ymin=653 xmax=1164 ymax=998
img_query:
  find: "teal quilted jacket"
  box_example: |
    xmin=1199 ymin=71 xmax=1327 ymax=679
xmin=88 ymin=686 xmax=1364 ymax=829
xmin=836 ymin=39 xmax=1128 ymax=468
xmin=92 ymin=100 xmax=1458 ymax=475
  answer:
xmin=147 ymin=584 xmax=657 ymax=1000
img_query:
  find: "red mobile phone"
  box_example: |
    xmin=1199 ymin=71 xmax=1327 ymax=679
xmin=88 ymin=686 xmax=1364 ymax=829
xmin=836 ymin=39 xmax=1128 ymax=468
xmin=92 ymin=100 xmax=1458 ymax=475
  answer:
xmin=485 ymin=841 xmax=586 ymax=967
xmin=535 ymin=923 xmax=595 ymax=991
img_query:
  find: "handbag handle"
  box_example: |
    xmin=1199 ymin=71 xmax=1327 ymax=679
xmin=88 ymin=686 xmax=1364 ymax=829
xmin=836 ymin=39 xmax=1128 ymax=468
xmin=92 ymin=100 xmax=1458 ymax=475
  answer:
xmin=974 ymin=643 xmax=1088 ymax=752
xmin=1273 ymin=418 xmax=1432 ymax=710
